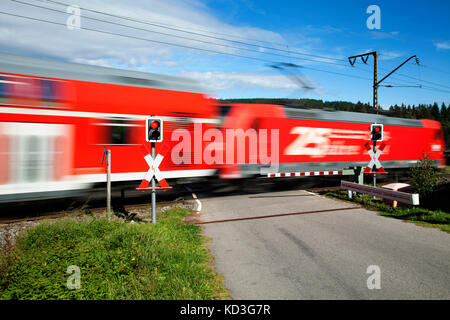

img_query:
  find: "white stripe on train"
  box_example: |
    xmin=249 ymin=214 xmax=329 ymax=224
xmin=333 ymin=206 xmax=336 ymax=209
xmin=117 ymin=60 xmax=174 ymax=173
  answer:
xmin=0 ymin=169 xmax=216 ymax=195
xmin=0 ymin=106 xmax=221 ymax=124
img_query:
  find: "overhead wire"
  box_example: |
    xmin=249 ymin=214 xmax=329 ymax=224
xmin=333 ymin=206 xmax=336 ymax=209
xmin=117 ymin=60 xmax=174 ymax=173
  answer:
xmin=0 ymin=9 xmax=376 ymax=83
xmin=18 ymin=0 xmax=450 ymax=92
xmin=39 ymin=0 xmax=291 ymax=48
xmin=11 ymin=0 xmax=350 ymax=67
xmin=2 ymin=0 xmax=449 ymax=96
xmin=350 ymin=58 xmax=450 ymax=93
xmin=420 ymin=64 xmax=450 ymax=76
xmin=32 ymin=0 xmax=348 ymax=64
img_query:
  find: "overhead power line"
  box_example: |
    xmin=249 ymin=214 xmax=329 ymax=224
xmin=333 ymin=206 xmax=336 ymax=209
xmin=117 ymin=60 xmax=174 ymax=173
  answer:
xmin=11 ymin=0 xmax=349 ymax=67
xmin=420 ymin=64 xmax=450 ymax=76
xmin=353 ymin=59 xmax=450 ymax=91
xmin=380 ymin=85 xmax=422 ymax=88
xmin=356 ymin=64 xmax=450 ymax=94
xmin=420 ymin=85 xmax=450 ymax=95
xmin=14 ymin=0 xmax=450 ymax=91
xmin=0 ymin=10 xmax=271 ymax=63
xmin=1 ymin=4 xmax=449 ymax=96
xmin=382 ymin=67 xmax=450 ymax=90
xmin=39 ymin=0 xmax=290 ymax=48
xmin=33 ymin=0 xmax=347 ymax=64
xmin=0 ymin=10 xmax=376 ymax=83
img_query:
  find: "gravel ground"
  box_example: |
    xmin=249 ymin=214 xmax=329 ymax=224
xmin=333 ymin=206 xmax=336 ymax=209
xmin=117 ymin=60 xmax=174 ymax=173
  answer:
xmin=0 ymin=221 xmax=41 ymax=249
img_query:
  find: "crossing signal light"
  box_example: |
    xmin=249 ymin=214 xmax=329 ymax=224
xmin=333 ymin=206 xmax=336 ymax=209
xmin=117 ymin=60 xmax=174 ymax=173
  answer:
xmin=370 ymin=124 xmax=383 ymax=141
xmin=146 ymin=118 xmax=163 ymax=142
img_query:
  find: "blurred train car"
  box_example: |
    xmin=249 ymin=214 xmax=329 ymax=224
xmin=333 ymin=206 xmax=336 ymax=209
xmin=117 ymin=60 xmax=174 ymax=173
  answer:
xmin=0 ymin=53 xmax=219 ymax=202
xmin=0 ymin=53 xmax=445 ymax=203
xmin=218 ymin=103 xmax=446 ymax=178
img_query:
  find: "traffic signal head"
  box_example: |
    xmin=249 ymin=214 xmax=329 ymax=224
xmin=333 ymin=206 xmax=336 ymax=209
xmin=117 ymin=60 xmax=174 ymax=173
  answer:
xmin=146 ymin=118 xmax=163 ymax=142
xmin=370 ymin=124 xmax=383 ymax=141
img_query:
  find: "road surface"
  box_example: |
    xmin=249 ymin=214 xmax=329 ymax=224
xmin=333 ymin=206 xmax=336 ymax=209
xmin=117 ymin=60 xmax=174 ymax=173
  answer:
xmin=197 ymin=189 xmax=450 ymax=299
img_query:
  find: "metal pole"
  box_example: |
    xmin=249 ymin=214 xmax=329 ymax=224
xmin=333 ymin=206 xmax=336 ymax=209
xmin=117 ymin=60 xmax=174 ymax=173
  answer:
xmin=151 ymin=142 xmax=156 ymax=224
xmin=348 ymin=51 xmax=378 ymax=112
xmin=373 ymin=51 xmax=378 ymax=113
xmin=372 ymin=52 xmax=378 ymax=192
xmin=377 ymin=55 xmax=418 ymax=86
xmin=107 ymin=149 xmax=111 ymax=216
xmin=373 ymin=142 xmax=377 ymax=199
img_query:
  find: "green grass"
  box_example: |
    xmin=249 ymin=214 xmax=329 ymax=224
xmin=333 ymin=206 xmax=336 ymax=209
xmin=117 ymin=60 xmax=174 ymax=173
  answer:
xmin=441 ymin=166 xmax=450 ymax=174
xmin=0 ymin=208 xmax=229 ymax=300
xmin=322 ymin=190 xmax=450 ymax=233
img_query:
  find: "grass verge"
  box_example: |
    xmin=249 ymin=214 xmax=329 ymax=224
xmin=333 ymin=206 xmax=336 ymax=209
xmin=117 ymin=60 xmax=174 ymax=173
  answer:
xmin=0 ymin=208 xmax=229 ymax=300
xmin=321 ymin=189 xmax=450 ymax=233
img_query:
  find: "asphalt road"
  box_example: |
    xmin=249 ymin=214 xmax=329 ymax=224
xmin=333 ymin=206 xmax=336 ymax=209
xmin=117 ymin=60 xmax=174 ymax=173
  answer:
xmin=198 ymin=189 xmax=450 ymax=299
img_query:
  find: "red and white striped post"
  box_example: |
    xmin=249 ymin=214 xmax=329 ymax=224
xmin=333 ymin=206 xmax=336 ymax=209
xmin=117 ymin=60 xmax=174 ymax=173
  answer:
xmin=267 ymin=170 xmax=344 ymax=178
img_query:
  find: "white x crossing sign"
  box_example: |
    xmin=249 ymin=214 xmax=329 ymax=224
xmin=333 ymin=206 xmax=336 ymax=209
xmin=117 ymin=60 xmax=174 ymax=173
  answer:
xmin=138 ymin=144 xmax=170 ymax=190
xmin=363 ymin=142 xmax=387 ymax=174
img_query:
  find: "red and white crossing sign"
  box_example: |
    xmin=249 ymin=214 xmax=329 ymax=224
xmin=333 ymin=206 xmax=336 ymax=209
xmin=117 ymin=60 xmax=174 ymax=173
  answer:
xmin=137 ymin=144 xmax=171 ymax=191
xmin=363 ymin=142 xmax=387 ymax=174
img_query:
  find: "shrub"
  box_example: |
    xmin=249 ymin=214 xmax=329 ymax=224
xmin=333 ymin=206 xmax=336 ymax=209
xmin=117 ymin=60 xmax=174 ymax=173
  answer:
xmin=408 ymin=152 xmax=438 ymax=200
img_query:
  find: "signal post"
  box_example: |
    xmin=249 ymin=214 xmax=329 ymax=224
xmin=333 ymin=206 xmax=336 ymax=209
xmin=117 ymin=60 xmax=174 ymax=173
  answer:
xmin=138 ymin=116 xmax=170 ymax=224
xmin=149 ymin=117 xmax=162 ymax=224
xmin=368 ymin=124 xmax=385 ymax=197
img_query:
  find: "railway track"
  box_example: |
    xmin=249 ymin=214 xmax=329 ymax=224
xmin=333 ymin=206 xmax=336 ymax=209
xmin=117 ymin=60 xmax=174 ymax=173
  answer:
xmin=1 ymin=168 xmax=447 ymax=225
xmin=0 ymin=199 xmax=185 ymax=225
xmin=0 ymin=177 xmax=338 ymax=225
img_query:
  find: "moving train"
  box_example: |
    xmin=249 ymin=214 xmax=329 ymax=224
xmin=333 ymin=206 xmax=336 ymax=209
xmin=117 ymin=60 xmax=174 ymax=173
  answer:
xmin=0 ymin=53 xmax=445 ymax=202
xmin=218 ymin=103 xmax=445 ymax=179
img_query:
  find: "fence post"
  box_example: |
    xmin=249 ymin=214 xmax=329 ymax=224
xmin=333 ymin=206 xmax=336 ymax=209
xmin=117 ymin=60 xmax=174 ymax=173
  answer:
xmin=107 ymin=149 xmax=111 ymax=218
xmin=349 ymin=166 xmax=364 ymax=199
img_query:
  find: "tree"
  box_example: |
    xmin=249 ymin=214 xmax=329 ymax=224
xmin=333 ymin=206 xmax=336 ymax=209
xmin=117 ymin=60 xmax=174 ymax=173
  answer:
xmin=431 ymin=102 xmax=440 ymax=120
xmin=441 ymin=102 xmax=448 ymax=121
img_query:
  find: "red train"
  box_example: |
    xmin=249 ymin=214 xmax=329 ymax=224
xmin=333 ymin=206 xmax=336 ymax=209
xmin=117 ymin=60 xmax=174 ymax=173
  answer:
xmin=218 ymin=103 xmax=445 ymax=178
xmin=0 ymin=53 xmax=218 ymax=202
xmin=0 ymin=53 xmax=445 ymax=202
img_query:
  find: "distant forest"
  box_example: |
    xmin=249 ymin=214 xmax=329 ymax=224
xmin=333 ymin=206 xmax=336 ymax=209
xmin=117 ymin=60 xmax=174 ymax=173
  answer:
xmin=219 ymin=98 xmax=450 ymax=149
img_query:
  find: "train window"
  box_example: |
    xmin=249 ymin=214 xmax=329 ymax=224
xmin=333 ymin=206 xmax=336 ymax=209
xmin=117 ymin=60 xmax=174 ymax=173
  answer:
xmin=11 ymin=77 xmax=40 ymax=100
xmin=434 ymin=129 xmax=444 ymax=141
xmin=25 ymin=135 xmax=41 ymax=182
xmin=94 ymin=119 xmax=141 ymax=146
xmin=111 ymin=121 xmax=128 ymax=145
xmin=219 ymin=105 xmax=232 ymax=117
xmin=0 ymin=76 xmax=5 ymax=100
xmin=41 ymin=79 xmax=56 ymax=102
xmin=112 ymin=76 xmax=161 ymax=88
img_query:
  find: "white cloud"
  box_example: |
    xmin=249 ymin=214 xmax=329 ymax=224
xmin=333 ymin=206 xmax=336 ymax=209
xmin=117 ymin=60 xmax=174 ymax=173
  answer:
xmin=0 ymin=0 xmax=334 ymax=97
xmin=73 ymin=58 xmax=113 ymax=67
xmin=369 ymin=31 xmax=399 ymax=39
xmin=303 ymin=25 xmax=342 ymax=35
xmin=0 ymin=0 xmax=286 ymax=68
xmin=180 ymin=71 xmax=323 ymax=95
xmin=435 ymin=41 xmax=450 ymax=50
xmin=379 ymin=51 xmax=404 ymax=60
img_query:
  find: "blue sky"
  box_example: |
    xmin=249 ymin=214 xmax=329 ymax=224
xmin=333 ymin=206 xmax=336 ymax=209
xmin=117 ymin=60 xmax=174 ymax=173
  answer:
xmin=202 ymin=0 xmax=450 ymax=106
xmin=1 ymin=0 xmax=449 ymax=107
